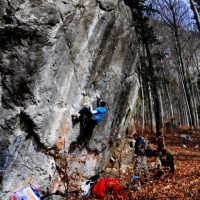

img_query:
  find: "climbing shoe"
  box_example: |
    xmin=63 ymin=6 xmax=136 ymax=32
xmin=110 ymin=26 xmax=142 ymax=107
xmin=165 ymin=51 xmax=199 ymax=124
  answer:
xmin=71 ymin=113 xmax=80 ymax=119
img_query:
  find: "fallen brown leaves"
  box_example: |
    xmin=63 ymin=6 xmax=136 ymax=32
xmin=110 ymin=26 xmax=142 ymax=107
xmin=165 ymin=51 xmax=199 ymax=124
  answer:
xmin=132 ymin=130 xmax=200 ymax=200
xmin=63 ymin=130 xmax=200 ymax=199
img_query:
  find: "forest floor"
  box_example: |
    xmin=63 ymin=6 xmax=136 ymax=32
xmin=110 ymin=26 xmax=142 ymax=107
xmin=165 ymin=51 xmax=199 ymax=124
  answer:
xmin=129 ymin=130 xmax=200 ymax=200
xmin=65 ymin=129 xmax=200 ymax=200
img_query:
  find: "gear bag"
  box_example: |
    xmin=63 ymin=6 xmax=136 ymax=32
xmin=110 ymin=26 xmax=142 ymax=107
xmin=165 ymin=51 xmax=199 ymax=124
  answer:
xmin=10 ymin=185 xmax=41 ymax=200
xmin=80 ymin=179 xmax=95 ymax=196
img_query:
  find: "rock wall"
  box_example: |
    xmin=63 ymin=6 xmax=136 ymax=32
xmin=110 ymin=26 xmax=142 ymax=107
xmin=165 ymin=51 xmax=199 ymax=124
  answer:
xmin=0 ymin=0 xmax=139 ymax=198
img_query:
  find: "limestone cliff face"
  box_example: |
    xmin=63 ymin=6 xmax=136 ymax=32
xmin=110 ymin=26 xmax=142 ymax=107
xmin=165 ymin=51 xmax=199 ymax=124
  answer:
xmin=0 ymin=0 xmax=139 ymax=198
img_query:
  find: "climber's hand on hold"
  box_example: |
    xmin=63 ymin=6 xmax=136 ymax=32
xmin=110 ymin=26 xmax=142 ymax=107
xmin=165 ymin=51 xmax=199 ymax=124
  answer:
xmin=96 ymin=94 xmax=100 ymax=99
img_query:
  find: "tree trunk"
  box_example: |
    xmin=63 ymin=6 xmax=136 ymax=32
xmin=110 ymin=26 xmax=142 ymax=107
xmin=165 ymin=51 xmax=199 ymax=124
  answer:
xmin=171 ymin=5 xmax=196 ymax=128
xmin=189 ymin=0 xmax=200 ymax=31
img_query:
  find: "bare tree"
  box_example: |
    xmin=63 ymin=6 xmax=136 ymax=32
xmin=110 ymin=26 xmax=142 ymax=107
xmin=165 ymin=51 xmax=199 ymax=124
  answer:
xmin=189 ymin=0 xmax=200 ymax=31
xmin=124 ymin=0 xmax=164 ymax=151
xmin=152 ymin=0 xmax=198 ymax=128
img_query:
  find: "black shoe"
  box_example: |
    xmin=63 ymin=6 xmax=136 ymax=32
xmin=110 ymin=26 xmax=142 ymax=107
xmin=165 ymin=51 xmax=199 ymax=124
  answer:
xmin=69 ymin=141 xmax=83 ymax=152
xmin=71 ymin=114 xmax=78 ymax=119
xmin=71 ymin=115 xmax=80 ymax=127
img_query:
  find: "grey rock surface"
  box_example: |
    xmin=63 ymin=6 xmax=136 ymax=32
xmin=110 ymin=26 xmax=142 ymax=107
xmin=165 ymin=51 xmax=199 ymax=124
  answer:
xmin=44 ymin=195 xmax=63 ymax=200
xmin=0 ymin=0 xmax=139 ymax=198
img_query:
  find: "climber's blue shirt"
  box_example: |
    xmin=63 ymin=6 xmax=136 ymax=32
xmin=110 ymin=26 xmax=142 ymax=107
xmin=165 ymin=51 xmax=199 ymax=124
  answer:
xmin=92 ymin=107 xmax=107 ymax=124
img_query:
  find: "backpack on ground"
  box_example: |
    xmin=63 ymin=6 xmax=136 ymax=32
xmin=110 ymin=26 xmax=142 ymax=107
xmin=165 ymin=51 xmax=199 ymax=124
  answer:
xmin=10 ymin=185 xmax=41 ymax=200
xmin=92 ymin=178 xmax=126 ymax=199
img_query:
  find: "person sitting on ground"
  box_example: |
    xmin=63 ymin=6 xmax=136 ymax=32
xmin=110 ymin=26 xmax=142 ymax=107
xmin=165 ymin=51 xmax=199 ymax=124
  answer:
xmin=133 ymin=133 xmax=150 ymax=182
xmin=159 ymin=148 xmax=175 ymax=173
xmin=72 ymin=94 xmax=107 ymax=125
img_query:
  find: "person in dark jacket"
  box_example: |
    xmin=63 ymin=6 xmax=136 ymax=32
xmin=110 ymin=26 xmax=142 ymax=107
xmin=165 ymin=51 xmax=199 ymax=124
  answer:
xmin=159 ymin=148 xmax=175 ymax=173
xmin=133 ymin=134 xmax=150 ymax=182
xmin=72 ymin=94 xmax=107 ymax=125
xmin=69 ymin=95 xmax=107 ymax=151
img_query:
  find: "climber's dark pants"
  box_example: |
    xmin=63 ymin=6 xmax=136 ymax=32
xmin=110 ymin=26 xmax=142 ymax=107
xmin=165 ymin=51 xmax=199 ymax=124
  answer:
xmin=76 ymin=107 xmax=97 ymax=146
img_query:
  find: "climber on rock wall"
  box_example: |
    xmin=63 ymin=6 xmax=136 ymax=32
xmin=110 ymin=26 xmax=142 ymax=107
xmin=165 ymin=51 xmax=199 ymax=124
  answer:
xmin=72 ymin=94 xmax=107 ymax=125
xmin=69 ymin=94 xmax=107 ymax=151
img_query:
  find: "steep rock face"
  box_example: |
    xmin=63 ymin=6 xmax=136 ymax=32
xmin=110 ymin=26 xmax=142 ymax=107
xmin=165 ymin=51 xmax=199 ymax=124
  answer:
xmin=0 ymin=0 xmax=139 ymax=198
